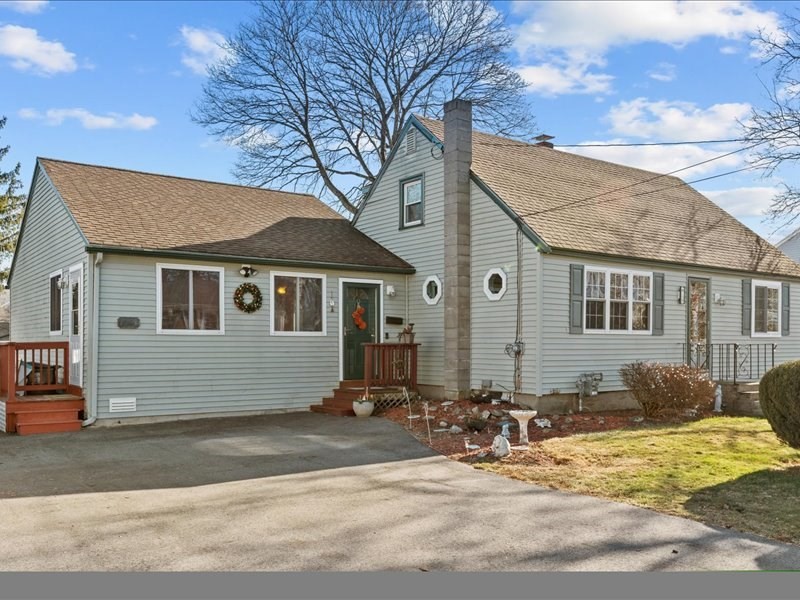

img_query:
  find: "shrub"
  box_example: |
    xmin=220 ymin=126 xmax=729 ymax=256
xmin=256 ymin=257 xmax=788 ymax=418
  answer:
xmin=759 ymin=361 xmax=800 ymax=449
xmin=620 ymin=362 xmax=715 ymax=419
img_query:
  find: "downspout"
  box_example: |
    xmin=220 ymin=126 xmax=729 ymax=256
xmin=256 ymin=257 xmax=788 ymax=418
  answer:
xmin=535 ymin=246 xmax=544 ymax=399
xmin=82 ymin=251 xmax=102 ymax=427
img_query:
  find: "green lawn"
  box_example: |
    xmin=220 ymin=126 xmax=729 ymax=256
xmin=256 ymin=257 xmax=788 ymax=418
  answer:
xmin=475 ymin=416 xmax=800 ymax=544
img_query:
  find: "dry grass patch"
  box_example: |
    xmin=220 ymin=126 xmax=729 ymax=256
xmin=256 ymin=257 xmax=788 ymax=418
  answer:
xmin=475 ymin=416 xmax=800 ymax=544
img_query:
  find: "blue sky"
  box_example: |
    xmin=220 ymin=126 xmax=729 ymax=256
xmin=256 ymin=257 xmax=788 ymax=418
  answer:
xmin=1 ymin=0 xmax=798 ymax=241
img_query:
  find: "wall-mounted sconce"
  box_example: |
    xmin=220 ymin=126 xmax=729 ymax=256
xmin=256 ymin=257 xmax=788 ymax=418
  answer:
xmin=713 ymin=293 xmax=726 ymax=306
xmin=59 ymin=277 xmax=69 ymax=290
xmin=678 ymin=286 xmax=686 ymax=304
xmin=239 ymin=265 xmax=258 ymax=278
xmin=386 ymin=285 xmax=396 ymax=297
xmin=328 ymin=290 xmax=335 ymax=313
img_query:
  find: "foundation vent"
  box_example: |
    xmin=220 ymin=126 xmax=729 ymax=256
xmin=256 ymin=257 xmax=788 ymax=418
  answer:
xmin=109 ymin=397 xmax=137 ymax=412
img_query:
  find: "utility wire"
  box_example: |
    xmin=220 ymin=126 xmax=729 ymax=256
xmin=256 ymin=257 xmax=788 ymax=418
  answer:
xmin=512 ymin=140 xmax=764 ymax=221
xmin=474 ymin=138 xmax=744 ymax=148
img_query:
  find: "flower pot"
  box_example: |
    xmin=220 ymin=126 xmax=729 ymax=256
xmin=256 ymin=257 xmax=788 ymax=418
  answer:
xmin=399 ymin=332 xmax=415 ymax=344
xmin=353 ymin=400 xmax=375 ymax=417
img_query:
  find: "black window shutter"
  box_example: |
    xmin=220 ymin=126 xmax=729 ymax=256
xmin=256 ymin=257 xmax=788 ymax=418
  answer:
xmin=569 ymin=264 xmax=584 ymax=334
xmin=652 ymin=273 xmax=664 ymax=336
xmin=742 ymin=279 xmax=752 ymax=336
xmin=783 ymin=282 xmax=790 ymax=336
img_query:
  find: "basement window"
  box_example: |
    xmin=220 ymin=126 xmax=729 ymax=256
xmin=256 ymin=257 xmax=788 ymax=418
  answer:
xmin=423 ymin=275 xmax=442 ymax=305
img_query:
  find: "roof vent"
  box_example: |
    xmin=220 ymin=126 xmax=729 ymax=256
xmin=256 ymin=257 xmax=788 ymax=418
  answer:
xmin=405 ymin=129 xmax=418 ymax=155
xmin=534 ymin=134 xmax=554 ymax=148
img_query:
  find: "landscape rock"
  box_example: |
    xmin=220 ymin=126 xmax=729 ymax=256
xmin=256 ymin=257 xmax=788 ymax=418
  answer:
xmin=471 ymin=406 xmax=480 ymax=415
xmin=490 ymin=409 xmax=504 ymax=418
xmin=564 ymin=417 xmax=573 ymax=424
xmin=438 ymin=421 xmax=449 ymax=428
xmin=449 ymin=425 xmax=463 ymax=434
xmin=481 ymin=410 xmax=491 ymax=420
xmin=534 ymin=418 xmax=552 ymax=428
xmin=441 ymin=401 xmax=454 ymax=406
xmin=631 ymin=416 xmax=645 ymax=423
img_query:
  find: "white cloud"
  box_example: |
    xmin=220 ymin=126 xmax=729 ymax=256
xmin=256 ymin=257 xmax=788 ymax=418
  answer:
xmin=0 ymin=1 xmax=48 ymax=14
xmin=567 ymin=140 xmax=745 ymax=179
xmin=179 ymin=25 xmax=229 ymax=75
xmin=513 ymin=1 xmax=780 ymax=55
xmin=518 ymin=51 xmax=613 ymax=96
xmin=512 ymin=1 xmax=779 ymax=97
xmin=703 ymin=186 xmax=779 ymax=219
xmin=0 ymin=24 xmax=76 ymax=74
xmin=606 ymin=98 xmax=751 ymax=141
xmin=19 ymin=107 xmax=157 ymax=130
xmin=719 ymin=45 xmax=739 ymax=55
xmin=647 ymin=62 xmax=677 ymax=82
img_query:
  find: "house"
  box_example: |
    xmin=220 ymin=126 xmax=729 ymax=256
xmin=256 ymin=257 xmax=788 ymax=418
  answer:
xmin=776 ymin=226 xmax=800 ymax=264
xmin=3 ymin=99 xmax=800 ymax=433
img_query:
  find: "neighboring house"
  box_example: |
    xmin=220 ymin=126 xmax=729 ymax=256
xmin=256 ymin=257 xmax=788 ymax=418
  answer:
xmin=3 ymin=99 xmax=800 ymax=433
xmin=776 ymin=226 xmax=800 ymax=264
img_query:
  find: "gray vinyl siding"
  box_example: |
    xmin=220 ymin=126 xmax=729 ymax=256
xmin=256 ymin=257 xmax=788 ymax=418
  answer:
xmin=469 ymin=183 xmax=538 ymax=394
xmin=95 ymin=254 xmax=405 ymax=419
xmin=9 ymin=167 xmax=89 ymax=386
xmin=541 ymin=253 xmax=800 ymax=393
xmin=355 ymin=129 xmax=445 ymax=386
xmin=778 ymin=233 xmax=800 ymax=264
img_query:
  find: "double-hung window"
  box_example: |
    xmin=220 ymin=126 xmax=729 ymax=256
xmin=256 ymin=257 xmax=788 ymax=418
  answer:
xmin=401 ymin=177 xmax=423 ymax=228
xmin=157 ymin=264 xmax=224 ymax=334
xmin=49 ymin=270 xmax=62 ymax=334
xmin=271 ymin=272 xmax=326 ymax=335
xmin=584 ymin=268 xmax=652 ymax=333
xmin=752 ymin=280 xmax=781 ymax=336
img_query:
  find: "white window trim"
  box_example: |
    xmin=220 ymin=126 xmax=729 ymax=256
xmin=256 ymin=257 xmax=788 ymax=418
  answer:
xmin=402 ymin=179 xmax=423 ymax=227
xmin=270 ymin=270 xmax=327 ymax=337
xmin=483 ymin=268 xmax=508 ymax=301
xmin=49 ymin=269 xmax=63 ymax=335
xmin=583 ymin=266 xmax=653 ymax=335
xmin=156 ymin=263 xmax=225 ymax=335
xmin=422 ymin=275 xmax=442 ymax=306
xmin=751 ymin=279 xmax=781 ymax=338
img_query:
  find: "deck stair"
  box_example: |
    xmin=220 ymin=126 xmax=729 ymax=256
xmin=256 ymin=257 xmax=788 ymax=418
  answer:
xmin=310 ymin=381 xmax=406 ymax=417
xmin=730 ymin=382 xmax=763 ymax=417
xmin=6 ymin=394 xmax=85 ymax=435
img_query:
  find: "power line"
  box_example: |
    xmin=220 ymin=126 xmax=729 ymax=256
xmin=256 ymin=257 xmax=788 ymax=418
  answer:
xmin=514 ymin=141 xmax=764 ymax=220
xmin=473 ymin=137 xmax=744 ymax=148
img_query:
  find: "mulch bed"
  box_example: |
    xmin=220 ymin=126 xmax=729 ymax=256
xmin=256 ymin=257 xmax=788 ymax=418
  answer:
xmin=380 ymin=397 xmax=705 ymax=463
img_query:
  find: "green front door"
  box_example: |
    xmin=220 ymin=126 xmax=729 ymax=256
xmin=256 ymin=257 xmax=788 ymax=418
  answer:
xmin=342 ymin=283 xmax=380 ymax=381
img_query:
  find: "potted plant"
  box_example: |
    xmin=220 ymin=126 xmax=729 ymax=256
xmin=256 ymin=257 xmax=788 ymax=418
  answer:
xmin=353 ymin=395 xmax=375 ymax=417
xmin=398 ymin=322 xmax=415 ymax=344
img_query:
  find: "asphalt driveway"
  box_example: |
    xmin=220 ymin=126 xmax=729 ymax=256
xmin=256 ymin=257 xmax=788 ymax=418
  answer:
xmin=0 ymin=413 xmax=798 ymax=571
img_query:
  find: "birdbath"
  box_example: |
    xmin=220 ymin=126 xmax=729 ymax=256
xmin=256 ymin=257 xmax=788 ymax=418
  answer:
xmin=508 ymin=410 xmax=537 ymax=448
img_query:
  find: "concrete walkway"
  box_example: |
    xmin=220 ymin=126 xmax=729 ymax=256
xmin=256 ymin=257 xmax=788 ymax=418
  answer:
xmin=1 ymin=413 xmax=798 ymax=571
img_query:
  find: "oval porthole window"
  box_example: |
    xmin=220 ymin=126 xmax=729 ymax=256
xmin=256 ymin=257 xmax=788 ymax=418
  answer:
xmin=423 ymin=275 xmax=442 ymax=305
xmin=483 ymin=268 xmax=507 ymax=301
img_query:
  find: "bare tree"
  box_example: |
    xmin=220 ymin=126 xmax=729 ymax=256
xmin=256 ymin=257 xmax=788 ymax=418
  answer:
xmin=1 ymin=116 xmax=25 ymax=285
xmin=194 ymin=0 xmax=534 ymax=214
xmin=743 ymin=14 xmax=800 ymax=227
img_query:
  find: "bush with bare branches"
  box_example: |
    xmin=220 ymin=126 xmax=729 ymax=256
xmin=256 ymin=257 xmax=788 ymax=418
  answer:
xmin=620 ymin=362 xmax=715 ymax=419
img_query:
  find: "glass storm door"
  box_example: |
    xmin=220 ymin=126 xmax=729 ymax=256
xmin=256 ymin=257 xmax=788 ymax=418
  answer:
xmin=687 ymin=277 xmax=710 ymax=370
xmin=69 ymin=264 xmax=83 ymax=387
xmin=342 ymin=283 xmax=379 ymax=381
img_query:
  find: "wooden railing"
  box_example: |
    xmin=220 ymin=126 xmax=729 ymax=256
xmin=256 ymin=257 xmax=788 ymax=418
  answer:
xmin=0 ymin=341 xmax=70 ymax=400
xmin=363 ymin=343 xmax=419 ymax=397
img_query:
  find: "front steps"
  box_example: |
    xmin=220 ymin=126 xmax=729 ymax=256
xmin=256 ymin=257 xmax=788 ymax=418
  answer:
xmin=310 ymin=381 xmax=406 ymax=417
xmin=721 ymin=382 xmax=763 ymax=417
xmin=5 ymin=395 xmax=84 ymax=435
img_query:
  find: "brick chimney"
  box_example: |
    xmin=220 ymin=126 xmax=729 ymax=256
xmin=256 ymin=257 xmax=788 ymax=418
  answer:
xmin=443 ymin=99 xmax=472 ymax=400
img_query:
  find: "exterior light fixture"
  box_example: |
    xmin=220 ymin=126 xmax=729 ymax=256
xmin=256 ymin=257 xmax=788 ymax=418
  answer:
xmin=386 ymin=285 xmax=396 ymax=297
xmin=239 ymin=265 xmax=257 ymax=278
xmin=678 ymin=286 xmax=686 ymax=304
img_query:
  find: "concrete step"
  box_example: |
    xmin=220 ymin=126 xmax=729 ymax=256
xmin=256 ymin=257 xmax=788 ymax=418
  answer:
xmin=310 ymin=404 xmax=355 ymax=417
xmin=738 ymin=382 xmax=760 ymax=391
xmin=16 ymin=420 xmax=82 ymax=436
xmin=14 ymin=409 xmax=80 ymax=425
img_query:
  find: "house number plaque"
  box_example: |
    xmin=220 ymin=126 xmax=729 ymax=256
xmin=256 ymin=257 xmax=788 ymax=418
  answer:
xmin=117 ymin=317 xmax=141 ymax=329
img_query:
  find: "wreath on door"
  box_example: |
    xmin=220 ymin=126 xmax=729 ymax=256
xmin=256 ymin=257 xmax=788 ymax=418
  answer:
xmin=351 ymin=302 xmax=368 ymax=330
xmin=233 ymin=282 xmax=263 ymax=313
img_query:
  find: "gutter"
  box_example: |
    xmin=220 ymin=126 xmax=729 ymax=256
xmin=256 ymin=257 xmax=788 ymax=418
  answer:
xmin=84 ymin=244 xmax=415 ymax=275
xmin=82 ymin=251 xmax=102 ymax=427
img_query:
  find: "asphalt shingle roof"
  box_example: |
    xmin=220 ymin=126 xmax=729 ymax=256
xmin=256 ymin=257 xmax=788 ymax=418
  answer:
xmin=38 ymin=158 xmax=412 ymax=272
xmin=417 ymin=117 xmax=800 ymax=278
